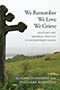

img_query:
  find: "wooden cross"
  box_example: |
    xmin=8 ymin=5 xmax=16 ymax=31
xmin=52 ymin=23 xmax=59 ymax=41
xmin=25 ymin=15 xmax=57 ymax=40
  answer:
xmin=0 ymin=5 xmax=27 ymax=85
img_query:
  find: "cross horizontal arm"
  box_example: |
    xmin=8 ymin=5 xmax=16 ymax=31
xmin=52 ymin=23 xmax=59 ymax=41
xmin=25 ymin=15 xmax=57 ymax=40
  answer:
xmin=5 ymin=22 xmax=27 ymax=35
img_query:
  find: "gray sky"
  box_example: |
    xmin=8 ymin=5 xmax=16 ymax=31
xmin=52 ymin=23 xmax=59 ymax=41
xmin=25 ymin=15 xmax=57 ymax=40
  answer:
xmin=0 ymin=0 xmax=60 ymax=56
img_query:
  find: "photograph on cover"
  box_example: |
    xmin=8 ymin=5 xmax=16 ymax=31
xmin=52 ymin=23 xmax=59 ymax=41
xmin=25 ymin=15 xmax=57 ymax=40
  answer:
xmin=0 ymin=0 xmax=60 ymax=89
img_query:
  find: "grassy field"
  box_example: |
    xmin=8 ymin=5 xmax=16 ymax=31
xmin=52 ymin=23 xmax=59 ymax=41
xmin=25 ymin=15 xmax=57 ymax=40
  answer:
xmin=6 ymin=53 xmax=60 ymax=74
xmin=4 ymin=53 xmax=60 ymax=90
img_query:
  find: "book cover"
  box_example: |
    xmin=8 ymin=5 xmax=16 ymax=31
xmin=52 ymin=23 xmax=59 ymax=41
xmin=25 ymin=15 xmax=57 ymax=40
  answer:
xmin=0 ymin=0 xmax=60 ymax=90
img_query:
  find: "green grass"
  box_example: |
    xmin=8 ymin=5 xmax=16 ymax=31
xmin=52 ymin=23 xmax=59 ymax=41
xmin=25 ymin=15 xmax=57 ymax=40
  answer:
xmin=6 ymin=53 xmax=60 ymax=74
xmin=4 ymin=53 xmax=60 ymax=90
